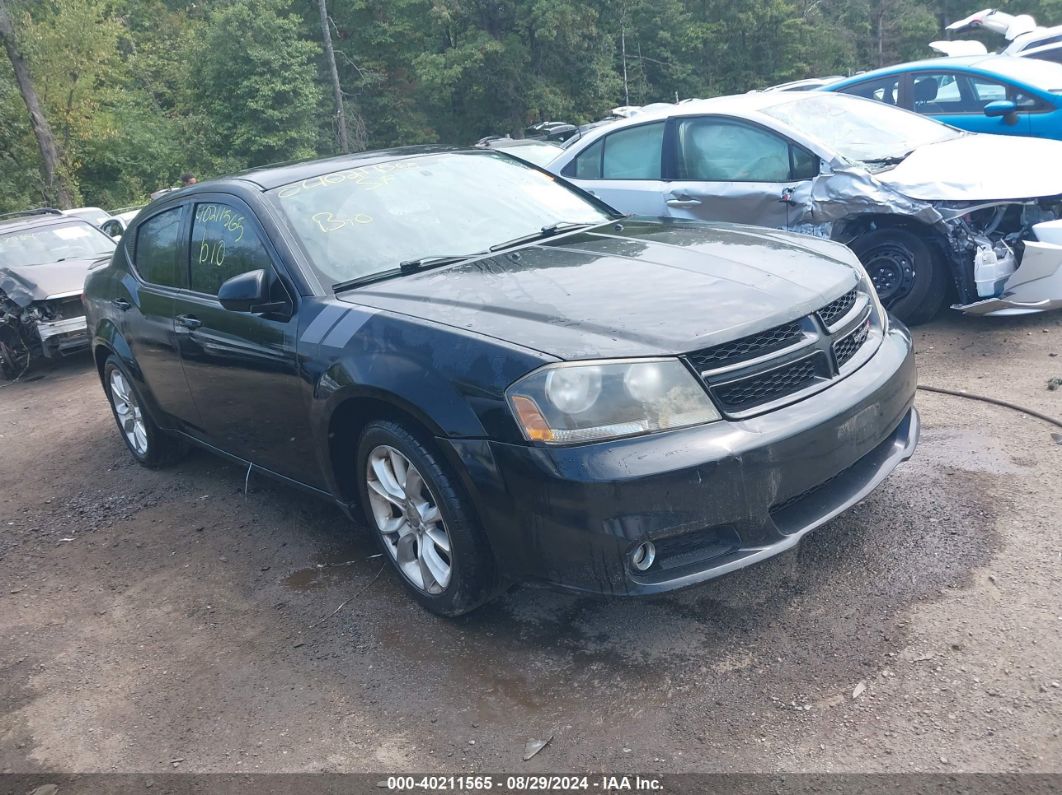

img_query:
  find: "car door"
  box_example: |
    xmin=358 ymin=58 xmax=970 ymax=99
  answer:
xmin=172 ymin=196 xmax=321 ymax=486
xmin=909 ymin=71 xmax=1034 ymax=136
xmin=121 ymin=204 xmax=200 ymax=427
xmin=559 ymin=121 xmax=669 ymax=216
xmin=662 ymin=115 xmax=821 ymax=230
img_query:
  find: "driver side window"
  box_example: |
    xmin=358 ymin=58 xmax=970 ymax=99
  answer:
xmin=189 ymin=202 xmax=273 ymax=297
xmin=675 ymin=118 xmax=818 ymax=182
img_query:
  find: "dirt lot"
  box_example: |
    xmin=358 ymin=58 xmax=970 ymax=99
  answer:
xmin=1 ymin=313 xmax=1060 ymax=776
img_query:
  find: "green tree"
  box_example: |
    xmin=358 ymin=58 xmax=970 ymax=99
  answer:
xmin=191 ymin=0 xmax=322 ymax=169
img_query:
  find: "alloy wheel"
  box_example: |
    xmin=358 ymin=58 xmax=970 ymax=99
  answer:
xmin=109 ymin=369 xmax=149 ymax=457
xmin=366 ymin=445 xmax=453 ymax=594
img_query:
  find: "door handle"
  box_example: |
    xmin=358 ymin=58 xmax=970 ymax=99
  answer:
xmin=111 ymin=298 xmax=131 ymax=311
xmin=176 ymin=314 xmax=202 ymax=330
xmin=666 ymin=197 xmax=702 ymax=207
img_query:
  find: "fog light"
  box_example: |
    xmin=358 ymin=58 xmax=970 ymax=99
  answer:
xmin=630 ymin=541 xmax=656 ymax=572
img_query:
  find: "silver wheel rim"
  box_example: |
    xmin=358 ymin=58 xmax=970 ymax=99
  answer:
xmin=366 ymin=445 xmax=452 ymax=595
xmin=109 ymin=370 xmax=148 ymax=457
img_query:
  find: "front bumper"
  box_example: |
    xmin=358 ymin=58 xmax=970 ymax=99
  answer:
xmin=957 ymin=221 xmax=1062 ymax=316
xmin=448 ymin=324 xmax=918 ymax=596
xmin=36 ymin=316 xmax=89 ymax=357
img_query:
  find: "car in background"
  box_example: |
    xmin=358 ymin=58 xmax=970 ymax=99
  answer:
xmin=110 ymin=206 xmax=144 ymax=226
xmin=476 ymin=137 xmax=564 ymax=167
xmin=62 ymin=206 xmax=126 ymax=238
xmin=548 ymin=91 xmax=1062 ymax=323
xmin=825 ymin=55 xmax=1062 ymax=139
xmin=0 ymin=209 xmax=116 ymax=378
xmin=942 ymin=8 xmax=1062 ymax=64
xmin=83 ymin=147 xmax=917 ymax=615
xmin=62 ymin=206 xmax=113 ymax=227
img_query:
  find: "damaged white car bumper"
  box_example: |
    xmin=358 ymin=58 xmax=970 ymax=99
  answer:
xmin=956 ymin=219 xmax=1062 ymax=316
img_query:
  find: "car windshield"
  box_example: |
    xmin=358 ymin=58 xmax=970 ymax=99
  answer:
xmin=270 ymin=151 xmax=613 ymax=285
xmin=0 ymin=221 xmax=116 ymax=268
xmin=760 ymin=93 xmax=965 ymax=163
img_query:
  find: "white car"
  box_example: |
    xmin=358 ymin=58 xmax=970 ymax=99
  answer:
xmin=548 ymin=91 xmax=1062 ymax=324
xmin=933 ymin=9 xmax=1062 ymax=64
xmin=62 ymin=206 xmax=126 ymax=238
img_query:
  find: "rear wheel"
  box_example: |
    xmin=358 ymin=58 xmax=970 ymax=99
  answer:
xmin=356 ymin=420 xmax=496 ymax=616
xmin=103 ymin=356 xmax=186 ymax=467
xmin=851 ymin=228 xmax=948 ymax=325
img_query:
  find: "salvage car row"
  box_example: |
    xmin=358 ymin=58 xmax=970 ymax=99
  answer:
xmin=3 ymin=77 xmax=1060 ymax=617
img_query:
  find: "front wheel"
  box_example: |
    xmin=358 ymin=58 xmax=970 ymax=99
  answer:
xmin=356 ymin=420 xmax=497 ymax=616
xmin=103 ymin=356 xmax=186 ymax=468
xmin=851 ymin=228 xmax=948 ymax=326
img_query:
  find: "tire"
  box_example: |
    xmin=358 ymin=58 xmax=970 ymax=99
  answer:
xmin=103 ymin=355 xmax=187 ymax=468
xmin=356 ymin=420 xmax=497 ymax=617
xmin=850 ymin=228 xmax=949 ymax=326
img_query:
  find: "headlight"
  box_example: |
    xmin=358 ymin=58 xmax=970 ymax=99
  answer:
xmin=850 ymin=256 xmax=889 ymax=332
xmin=507 ymin=358 xmax=721 ymax=444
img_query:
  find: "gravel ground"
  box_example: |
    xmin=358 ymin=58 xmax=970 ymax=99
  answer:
xmin=0 ymin=312 xmax=1060 ymax=776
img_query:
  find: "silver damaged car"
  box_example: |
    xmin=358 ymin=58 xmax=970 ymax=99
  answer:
xmin=550 ymin=92 xmax=1062 ymax=324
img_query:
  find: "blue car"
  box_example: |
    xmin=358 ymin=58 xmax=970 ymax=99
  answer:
xmin=825 ymin=55 xmax=1062 ymax=139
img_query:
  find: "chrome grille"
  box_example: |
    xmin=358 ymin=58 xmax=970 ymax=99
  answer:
xmin=834 ymin=318 xmax=870 ymax=368
xmin=686 ymin=321 xmax=802 ymax=369
xmin=817 ymin=288 xmax=857 ymax=327
xmin=713 ymin=356 xmax=822 ymax=411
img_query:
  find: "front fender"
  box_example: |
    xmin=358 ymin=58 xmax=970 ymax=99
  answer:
xmin=300 ymin=303 xmax=554 ymax=498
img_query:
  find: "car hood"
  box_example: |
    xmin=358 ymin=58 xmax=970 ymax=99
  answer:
xmin=0 ymin=258 xmax=95 ymax=306
xmin=875 ymin=133 xmax=1062 ymax=201
xmin=339 ymin=220 xmax=860 ymax=360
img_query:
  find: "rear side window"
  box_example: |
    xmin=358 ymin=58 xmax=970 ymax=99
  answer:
xmin=190 ymin=202 xmax=272 ymax=296
xmin=134 ymin=208 xmax=182 ymax=287
xmin=570 ymin=138 xmax=603 ymax=179
xmin=567 ymin=122 xmax=665 ymax=180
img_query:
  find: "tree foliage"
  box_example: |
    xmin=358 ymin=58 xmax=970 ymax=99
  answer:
xmin=0 ymin=0 xmax=1040 ymax=212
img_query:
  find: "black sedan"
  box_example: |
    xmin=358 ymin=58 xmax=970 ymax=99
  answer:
xmin=84 ymin=148 xmax=919 ymax=616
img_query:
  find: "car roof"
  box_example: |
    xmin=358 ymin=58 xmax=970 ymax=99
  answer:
xmin=0 ymin=211 xmax=93 ymax=235
xmin=488 ymin=139 xmax=562 ymax=148
xmin=562 ymin=91 xmax=851 ymax=131
xmin=834 ymin=54 xmax=1062 ymax=88
xmin=217 ymin=145 xmax=460 ymax=191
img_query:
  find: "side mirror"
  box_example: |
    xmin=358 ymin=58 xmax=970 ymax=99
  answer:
xmin=100 ymin=219 xmax=124 ymax=238
xmin=218 ymin=269 xmax=268 ymax=313
xmin=984 ymin=99 xmax=1018 ymax=123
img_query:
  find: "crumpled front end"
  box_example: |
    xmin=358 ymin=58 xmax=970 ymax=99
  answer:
xmin=0 ymin=286 xmax=89 ymax=378
xmin=938 ymin=201 xmax=1062 ymax=315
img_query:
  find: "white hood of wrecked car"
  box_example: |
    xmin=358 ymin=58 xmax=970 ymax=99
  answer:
xmin=875 ymin=134 xmax=1062 ymax=202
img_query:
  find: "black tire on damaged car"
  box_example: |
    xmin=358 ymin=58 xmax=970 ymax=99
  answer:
xmin=355 ymin=419 xmax=498 ymax=617
xmin=103 ymin=354 xmax=187 ymax=468
xmin=851 ymin=228 xmax=949 ymax=326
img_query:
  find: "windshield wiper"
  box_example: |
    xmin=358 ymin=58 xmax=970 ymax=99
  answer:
xmin=862 ymin=150 xmax=915 ymax=166
xmin=332 ymin=253 xmax=483 ymax=295
xmin=333 ymin=269 xmax=405 ymax=294
xmin=398 ymin=254 xmax=481 ymax=273
xmin=489 ymin=221 xmax=598 ymax=252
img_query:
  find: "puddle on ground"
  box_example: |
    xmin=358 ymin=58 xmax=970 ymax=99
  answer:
xmin=284 ymin=538 xmax=379 ymax=591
